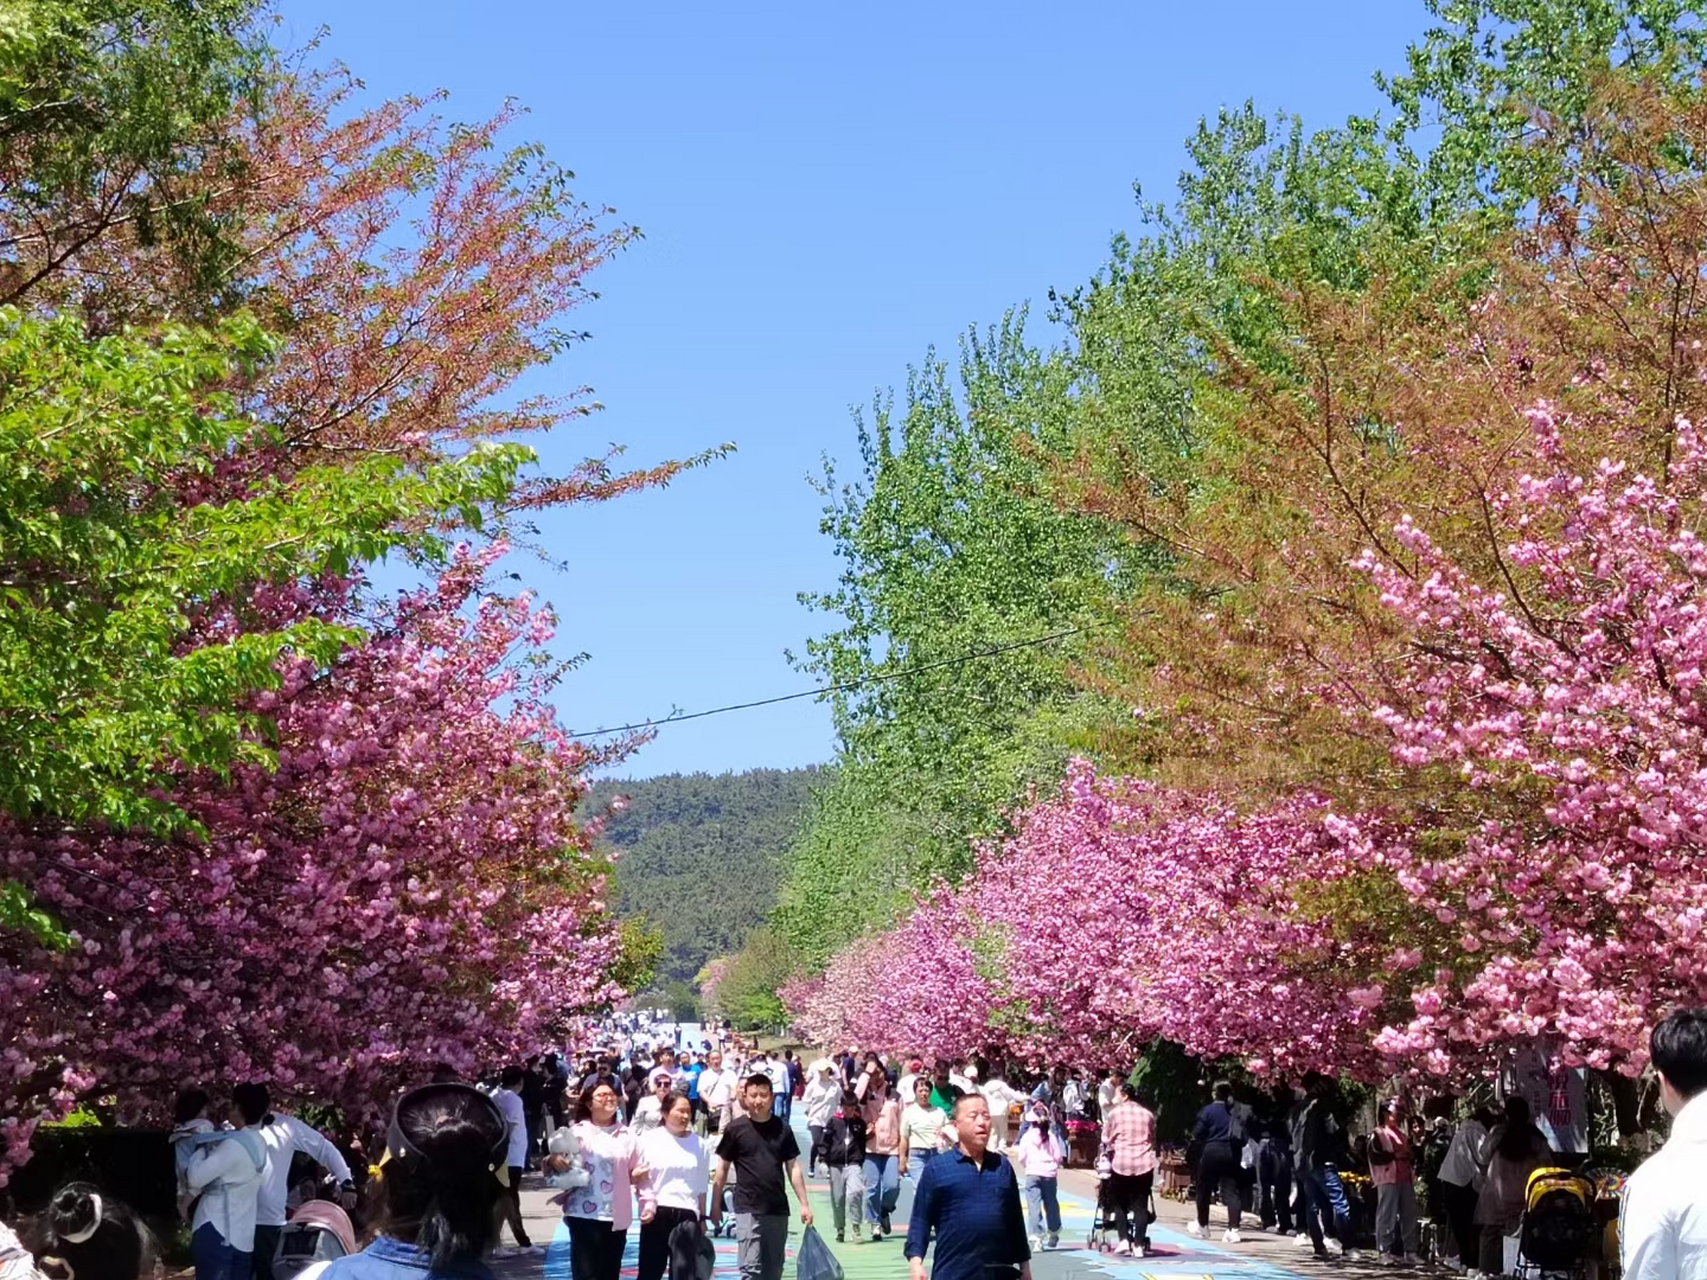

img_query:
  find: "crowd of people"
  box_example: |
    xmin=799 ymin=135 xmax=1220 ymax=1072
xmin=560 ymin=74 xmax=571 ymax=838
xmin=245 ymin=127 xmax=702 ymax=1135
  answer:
xmin=1 ymin=1009 xmax=1703 ymax=1280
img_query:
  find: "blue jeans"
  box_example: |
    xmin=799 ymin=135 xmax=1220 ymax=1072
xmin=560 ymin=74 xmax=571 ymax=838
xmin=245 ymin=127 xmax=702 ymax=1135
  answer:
xmin=191 ymin=1223 xmax=253 ymax=1280
xmin=906 ymin=1147 xmax=936 ymax=1180
xmin=1025 ymin=1175 xmax=1061 ymax=1235
xmin=862 ymin=1153 xmax=899 ymax=1227
xmin=1298 ymin=1163 xmax=1351 ymax=1249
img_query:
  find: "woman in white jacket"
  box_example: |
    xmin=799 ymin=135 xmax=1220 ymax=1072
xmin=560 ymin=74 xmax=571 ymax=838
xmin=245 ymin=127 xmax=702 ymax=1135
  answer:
xmin=802 ymin=1059 xmax=841 ymax=1176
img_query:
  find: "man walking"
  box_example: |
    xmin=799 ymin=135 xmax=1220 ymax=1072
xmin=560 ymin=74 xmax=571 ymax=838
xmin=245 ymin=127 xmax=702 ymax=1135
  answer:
xmin=905 ymin=1095 xmax=1031 ymax=1280
xmin=699 ymin=1050 xmax=734 ymax=1136
xmin=241 ymin=1083 xmax=356 ymax=1280
xmin=1623 ymin=1008 xmax=1706 ymax=1280
xmin=712 ymin=1073 xmax=814 ymax=1280
xmin=492 ymin=1067 xmax=537 ymax=1256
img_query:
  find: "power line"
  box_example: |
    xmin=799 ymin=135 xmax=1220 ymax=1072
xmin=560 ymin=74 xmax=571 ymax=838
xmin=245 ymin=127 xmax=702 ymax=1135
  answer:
xmin=566 ymin=627 xmax=1083 ymax=739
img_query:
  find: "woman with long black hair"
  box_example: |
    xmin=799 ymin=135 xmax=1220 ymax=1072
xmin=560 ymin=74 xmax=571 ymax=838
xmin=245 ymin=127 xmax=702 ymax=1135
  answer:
xmin=320 ymin=1082 xmax=509 ymax=1280
xmin=26 ymin=1184 xmax=156 ymax=1280
xmin=1473 ymin=1096 xmax=1552 ymax=1276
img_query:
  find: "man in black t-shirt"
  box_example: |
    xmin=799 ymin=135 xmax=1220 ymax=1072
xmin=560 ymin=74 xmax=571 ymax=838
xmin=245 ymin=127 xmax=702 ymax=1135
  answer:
xmin=712 ymin=1072 xmax=814 ymax=1280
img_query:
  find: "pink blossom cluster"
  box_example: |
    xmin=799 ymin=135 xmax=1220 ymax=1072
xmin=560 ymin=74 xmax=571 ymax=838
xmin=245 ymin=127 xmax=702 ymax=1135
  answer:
xmin=1 ymin=545 xmax=625 ymax=1183
xmin=1355 ymin=405 xmax=1707 ymax=1070
xmin=788 ymin=764 xmax=1399 ymax=1076
xmin=792 ymin=405 xmax=1707 ymax=1082
xmin=697 ymin=957 xmax=732 ymax=1013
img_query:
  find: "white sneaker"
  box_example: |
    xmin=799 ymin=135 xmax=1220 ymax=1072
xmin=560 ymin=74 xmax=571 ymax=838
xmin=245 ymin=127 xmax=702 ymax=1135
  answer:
xmin=1029 ymin=1236 xmax=1041 ymax=1255
xmin=1297 ymin=1233 xmax=1315 ymax=1249
xmin=1224 ymin=1229 xmax=1243 ymax=1244
xmin=491 ymin=1247 xmax=519 ymax=1260
xmin=1187 ymin=1222 xmax=1206 ymax=1238
xmin=1345 ymin=1249 xmax=1367 ymax=1262
xmin=1112 ymin=1241 xmax=1131 ymax=1256
xmin=1325 ymin=1238 xmax=1346 ymax=1256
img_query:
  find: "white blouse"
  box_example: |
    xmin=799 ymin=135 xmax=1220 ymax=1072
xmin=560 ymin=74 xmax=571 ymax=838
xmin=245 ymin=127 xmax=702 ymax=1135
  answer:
xmin=639 ymin=1128 xmax=709 ymax=1213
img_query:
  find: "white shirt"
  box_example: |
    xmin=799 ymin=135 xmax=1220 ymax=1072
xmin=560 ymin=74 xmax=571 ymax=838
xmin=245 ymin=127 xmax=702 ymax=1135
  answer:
xmin=640 ymin=1128 xmax=709 ymax=1212
xmin=803 ymin=1074 xmax=840 ymax=1126
xmin=699 ymin=1068 xmax=734 ymax=1109
xmin=255 ymin=1114 xmax=354 ymax=1228
xmin=632 ymin=1095 xmax=664 ymax=1135
xmin=495 ymin=1089 xmax=529 ymax=1169
xmin=900 ymin=1103 xmax=949 ymax=1152
xmin=1097 ymin=1080 xmax=1121 ymax=1116
xmin=187 ymin=1130 xmax=264 ymax=1251
xmin=1623 ymin=1092 xmax=1707 ymax=1280
xmin=897 ymin=1073 xmax=922 ymax=1102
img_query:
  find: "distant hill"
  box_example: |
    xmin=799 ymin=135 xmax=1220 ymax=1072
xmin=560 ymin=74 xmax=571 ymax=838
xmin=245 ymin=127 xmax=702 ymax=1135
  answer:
xmin=587 ymin=767 xmax=825 ymax=985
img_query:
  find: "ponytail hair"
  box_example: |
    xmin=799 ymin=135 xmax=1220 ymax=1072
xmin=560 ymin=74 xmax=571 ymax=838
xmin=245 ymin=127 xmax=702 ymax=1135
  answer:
xmin=30 ymin=1183 xmax=153 ymax=1280
xmin=372 ymin=1086 xmax=507 ymax=1266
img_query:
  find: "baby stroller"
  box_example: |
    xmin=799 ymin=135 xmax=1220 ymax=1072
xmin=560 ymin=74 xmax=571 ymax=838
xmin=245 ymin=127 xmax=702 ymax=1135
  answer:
xmin=1517 ymin=1168 xmax=1597 ymax=1280
xmin=1086 ymin=1155 xmax=1155 ymax=1255
xmin=272 ymin=1201 xmax=357 ymax=1280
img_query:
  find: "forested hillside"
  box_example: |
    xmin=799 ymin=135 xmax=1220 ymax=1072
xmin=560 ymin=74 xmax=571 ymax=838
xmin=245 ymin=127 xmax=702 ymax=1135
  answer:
xmin=589 ymin=768 xmax=825 ymax=987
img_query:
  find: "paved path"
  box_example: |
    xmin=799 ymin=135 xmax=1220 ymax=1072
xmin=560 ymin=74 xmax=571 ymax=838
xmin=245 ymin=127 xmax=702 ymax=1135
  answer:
xmin=491 ymin=1113 xmax=1408 ymax=1280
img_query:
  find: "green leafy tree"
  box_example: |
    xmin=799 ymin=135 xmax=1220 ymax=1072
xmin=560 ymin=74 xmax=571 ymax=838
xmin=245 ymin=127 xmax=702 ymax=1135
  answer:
xmin=0 ymin=309 xmax=527 ymax=936
xmin=778 ymin=318 xmax=1127 ymax=963
xmin=706 ymin=928 xmax=798 ymax=1031
xmin=0 ymin=0 xmax=269 ymax=311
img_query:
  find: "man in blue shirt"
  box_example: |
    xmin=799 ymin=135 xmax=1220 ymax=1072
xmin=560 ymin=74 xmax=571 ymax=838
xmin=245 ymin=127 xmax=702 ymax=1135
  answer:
xmin=905 ymin=1094 xmax=1032 ymax=1280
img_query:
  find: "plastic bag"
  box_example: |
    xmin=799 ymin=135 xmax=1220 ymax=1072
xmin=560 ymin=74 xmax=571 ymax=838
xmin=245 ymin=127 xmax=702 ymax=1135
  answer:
xmin=796 ymin=1225 xmax=843 ymax=1280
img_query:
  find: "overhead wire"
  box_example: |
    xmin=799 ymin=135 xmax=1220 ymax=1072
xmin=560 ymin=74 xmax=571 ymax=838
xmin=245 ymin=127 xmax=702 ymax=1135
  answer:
xmin=565 ymin=626 xmax=1084 ymax=739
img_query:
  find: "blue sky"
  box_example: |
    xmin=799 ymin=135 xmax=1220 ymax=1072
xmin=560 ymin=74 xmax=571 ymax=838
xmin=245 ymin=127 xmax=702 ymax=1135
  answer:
xmin=276 ymin=0 xmax=1429 ymax=778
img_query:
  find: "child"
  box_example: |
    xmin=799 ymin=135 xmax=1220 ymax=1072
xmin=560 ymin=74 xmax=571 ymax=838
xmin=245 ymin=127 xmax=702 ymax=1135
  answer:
xmin=820 ymin=1091 xmax=868 ymax=1244
xmin=168 ymin=1089 xmax=215 ymax=1219
xmin=1015 ymin=1102 xmax=1066 ymax=1250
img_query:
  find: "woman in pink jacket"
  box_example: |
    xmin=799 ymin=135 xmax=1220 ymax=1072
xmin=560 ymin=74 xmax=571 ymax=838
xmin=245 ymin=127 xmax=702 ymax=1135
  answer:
xmin=1014 ymin=1102 xmax=1066 ymax=1250
xmin=857 ymin=1063 xmax=902 ymax=1240
xmin=1369 ymin=1099 xmax=1421 ymax=1264
xmin=550 ymin=1082 xmax=649 ymax=1280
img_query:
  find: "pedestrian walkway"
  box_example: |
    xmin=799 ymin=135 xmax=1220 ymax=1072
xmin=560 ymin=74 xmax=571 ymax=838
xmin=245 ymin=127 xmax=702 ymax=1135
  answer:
xmin=494 ymin=1109 xmax=1385 ymax=1280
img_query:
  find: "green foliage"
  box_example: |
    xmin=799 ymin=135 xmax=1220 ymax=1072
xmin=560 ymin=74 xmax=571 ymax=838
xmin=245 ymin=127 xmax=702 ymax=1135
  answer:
xmin=610 ymin=916 xmax=664 ymax=996
xmin=0 ymin=308 xmax=529 ymax=838
xmin=779 ymin=317 xmax=1129 ymax=963
xmin=590 ymin=768 xmax=824 ymax=984
xmin=782 ymin=1 xmax=1707 ymax=979
xmin=0 ymin=0 xmax=269 ymax=307
xmin=1379 ymin=0 xmax=1707 ymax=219
xmin=651 ymin=979 xmax=700 ymax=1023
xmin=0 ymin=879 xmax=67 ymax=947
xmin=706 ymin=928 xmax=796 ymax=1031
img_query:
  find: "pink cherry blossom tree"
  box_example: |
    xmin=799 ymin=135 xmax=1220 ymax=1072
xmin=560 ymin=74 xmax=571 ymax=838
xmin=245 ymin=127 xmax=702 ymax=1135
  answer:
xmin=1 ymin=545 xmax=629 ymax=1182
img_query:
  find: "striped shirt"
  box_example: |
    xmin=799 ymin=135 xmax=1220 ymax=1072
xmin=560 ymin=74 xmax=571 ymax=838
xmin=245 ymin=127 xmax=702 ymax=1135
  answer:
xmin=1102 ymin=1101 xmax=1158 ymax=1176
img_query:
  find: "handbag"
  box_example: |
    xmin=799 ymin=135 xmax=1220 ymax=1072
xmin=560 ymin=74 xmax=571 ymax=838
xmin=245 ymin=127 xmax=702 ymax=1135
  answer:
xmin=666 ymin=1217 xmax=715 ymax=1280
